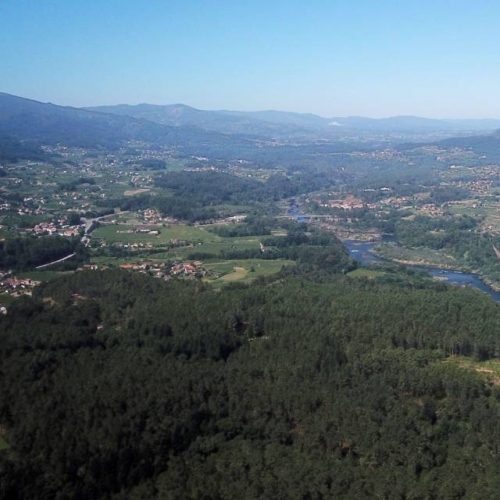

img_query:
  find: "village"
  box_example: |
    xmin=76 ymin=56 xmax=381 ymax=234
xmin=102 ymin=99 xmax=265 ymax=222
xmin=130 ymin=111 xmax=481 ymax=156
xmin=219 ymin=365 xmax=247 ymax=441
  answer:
xmin=1 ymin=138 xmax=498 ymax=308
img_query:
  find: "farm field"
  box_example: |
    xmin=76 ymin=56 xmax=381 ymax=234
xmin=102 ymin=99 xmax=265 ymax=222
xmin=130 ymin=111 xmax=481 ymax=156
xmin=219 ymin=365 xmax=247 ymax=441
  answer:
xmin=447 ymin=200 xmax=500 ymax=234
xmin=92 ymin=223 xmax=220 ymax=246
xmin=17 ymin=270 xmax=71 ymax=282
xmin=204 ymin=259 xmax=294 ymax=285
xmin=123 ymin=188 xmax=150 ymax=197
xmin=159 ymin=237 xmax=262 ymax=260
xmin=89 ymin=222 xmax=271 ymax=267
xmin=90 ymin=218 xmax=267 ymax=258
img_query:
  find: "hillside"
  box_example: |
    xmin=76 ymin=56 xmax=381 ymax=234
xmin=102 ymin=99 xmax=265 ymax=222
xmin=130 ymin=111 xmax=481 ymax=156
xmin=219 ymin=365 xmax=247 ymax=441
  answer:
xmin=0 ymin=93 xmax=249 ymax=151
xmin=86 ymin=102 xmax=500 ymax=138
xmin=85 ymin=103 xmax=319 ymax=137
xmin=438 ymin=129 xmax=500 ymax=157
xmin=2 ymin=93 xmax=499 ymax=152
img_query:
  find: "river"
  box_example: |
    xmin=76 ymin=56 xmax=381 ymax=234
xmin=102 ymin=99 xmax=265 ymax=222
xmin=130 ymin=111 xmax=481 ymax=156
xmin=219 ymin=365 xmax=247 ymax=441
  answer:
xmin=344 ymin=240 xmax=500 ymax=303
xmin=286 ymin=203 xmax=310 ymax=223
xmin=286 ymin=202 xmax=499 ymax=302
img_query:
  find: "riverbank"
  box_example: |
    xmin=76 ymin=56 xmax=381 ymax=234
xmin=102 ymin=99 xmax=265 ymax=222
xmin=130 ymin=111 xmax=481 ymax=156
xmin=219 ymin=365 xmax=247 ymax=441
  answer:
xmin=344 ymin=239 xmax=500 ymax=303
xmin=374 ymin=244 xmax=500 ymax=292
xmin=286 ymin=203 xmax=499 ymax=299
xmin=381 ymin=255 xmax=500 ymax=294
xmin=480 ymin=276 xmax=500 ymax=293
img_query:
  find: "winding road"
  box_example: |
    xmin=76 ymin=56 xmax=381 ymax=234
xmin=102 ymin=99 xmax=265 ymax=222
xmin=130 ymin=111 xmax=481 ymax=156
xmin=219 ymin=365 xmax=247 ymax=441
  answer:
xmin=35 ymin=252 xmax=76 ymax=269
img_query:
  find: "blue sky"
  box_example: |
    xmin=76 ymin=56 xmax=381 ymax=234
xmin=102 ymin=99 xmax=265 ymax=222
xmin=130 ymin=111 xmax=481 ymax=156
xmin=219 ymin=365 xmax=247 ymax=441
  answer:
xmin=1 ymin=0 xmax=500 ymax=117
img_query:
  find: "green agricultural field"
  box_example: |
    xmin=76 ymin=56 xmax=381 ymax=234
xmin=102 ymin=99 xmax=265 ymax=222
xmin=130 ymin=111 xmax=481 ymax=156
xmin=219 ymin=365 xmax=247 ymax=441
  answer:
xmin=139 ymin=234 xmax=264 ymax=261
xmin=111 ymin=213 xmax=143 ymax=224
xmin=92 ymin=223 xmax=220 ymax=246
xmin=90 ymin=225 xmax=273 ymax=269
xmin=167 ymin=237 xmax=262 ymax=259
xmin=17 ymin=271 xmax=71 ymax=282
xmin=204 ymin=259 xmax=294 ymax=285
xmin=447 ymin=200 xmax=500 ymax=233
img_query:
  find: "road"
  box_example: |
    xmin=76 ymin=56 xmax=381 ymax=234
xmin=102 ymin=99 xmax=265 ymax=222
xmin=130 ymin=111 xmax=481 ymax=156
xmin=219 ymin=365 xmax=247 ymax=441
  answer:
xmin=35 ymin=252 xmax=76 ymax=269
xmin=35 ymin=210 xmax=128 ymax=269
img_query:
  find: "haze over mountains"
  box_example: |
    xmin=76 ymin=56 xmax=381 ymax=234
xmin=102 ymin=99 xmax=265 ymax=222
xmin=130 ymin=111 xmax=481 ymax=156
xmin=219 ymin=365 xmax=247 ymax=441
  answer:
xmin=2 ymin=92 xmax=500 ymax=155
xmin=0 ymin=92 xmax=242 ymax=151
xmin=86 ymin=101 xmax=500 ymax=137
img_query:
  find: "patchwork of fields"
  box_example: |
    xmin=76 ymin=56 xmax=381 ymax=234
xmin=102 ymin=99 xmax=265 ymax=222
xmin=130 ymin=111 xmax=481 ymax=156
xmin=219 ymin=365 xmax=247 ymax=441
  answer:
xmin=448 ymin=200 xmax=500 ymax=234
xmin=89 ymin=221 xmax=292 ymax=284
xmin=92 ymin=223 xmax=220 ymax=246
xmin=204 ymin=259 xmax=294 ymax=285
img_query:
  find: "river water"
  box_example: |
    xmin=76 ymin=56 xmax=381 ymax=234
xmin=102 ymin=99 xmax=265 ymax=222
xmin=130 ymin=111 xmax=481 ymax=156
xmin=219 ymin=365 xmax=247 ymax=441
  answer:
xmin=287 ymin=204 xmax=310 ymax=223
xmin=344 ymin=240 xmax=500 ymax=303
xmin=286 ymin=203 xmax=499 ymax=302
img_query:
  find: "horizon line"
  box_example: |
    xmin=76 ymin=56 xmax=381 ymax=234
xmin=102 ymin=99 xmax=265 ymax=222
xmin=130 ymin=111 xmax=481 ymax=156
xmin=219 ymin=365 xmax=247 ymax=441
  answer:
xmin=2 ymin=91 xmax=500 ymax=122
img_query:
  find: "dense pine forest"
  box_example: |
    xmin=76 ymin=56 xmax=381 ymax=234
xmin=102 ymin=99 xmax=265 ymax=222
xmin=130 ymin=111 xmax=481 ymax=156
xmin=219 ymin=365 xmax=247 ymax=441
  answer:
xmin=1 ymin=266 xmax=499 ymax=499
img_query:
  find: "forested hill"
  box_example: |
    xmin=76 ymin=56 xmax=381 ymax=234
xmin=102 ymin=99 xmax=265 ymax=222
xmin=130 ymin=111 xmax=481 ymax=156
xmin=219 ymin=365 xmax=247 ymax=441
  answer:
xmin=86 ymin=103 xmax=500 ymax=137
xmin=0 ymin=136 xmax=46 ymax=163
xmin=1 ymin=270 xmax=499 ymax=498
xmin=84 ymin=103 xmax=317 ymax=138
xmin=0 ymin=93 xmax=251 ymax=150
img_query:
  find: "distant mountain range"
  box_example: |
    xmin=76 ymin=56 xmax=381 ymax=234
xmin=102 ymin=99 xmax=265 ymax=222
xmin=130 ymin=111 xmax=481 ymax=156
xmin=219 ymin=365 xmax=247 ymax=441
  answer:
xmin=1 ymin=92 xmax=500 ymax=157
xmin=86 ymin=102 xmax=500 ymax=136
xmin=0 ymin=92 xmax=246 ymax=151
xmin=84 ymin=103 xmax=324 ymax=138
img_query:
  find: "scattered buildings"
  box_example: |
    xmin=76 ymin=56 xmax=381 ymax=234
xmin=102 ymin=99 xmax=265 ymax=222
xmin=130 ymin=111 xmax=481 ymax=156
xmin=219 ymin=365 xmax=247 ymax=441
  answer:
xmin=0 ymin=277 xmax=40 ymax=297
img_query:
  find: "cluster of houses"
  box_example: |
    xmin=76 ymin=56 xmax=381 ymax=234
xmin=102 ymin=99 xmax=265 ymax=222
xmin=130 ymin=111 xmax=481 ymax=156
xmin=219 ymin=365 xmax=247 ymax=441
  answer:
xmin=117 ymin=260 xmax=206 ymax=280
xmin=119 ymin=262 xmax=155 ymax=272
xmin=320 ymin=196 xmax=365 ymax=210
xmin=170 ymin=261 xmax=204 ymax=277
xmin=459 ymin=179 xmax=493 ymax=195
xmin=224 ymin=215 xmax=247 ymax=224
xmin=142 ymin=209 xmax=162 ymax=223
xmin=135 ymin=227 xmax=160 ymax=236
xmin=0 ymin=277 xmax=40 ymax=297
xmin=379 ymin=196 xmax=412 ymax=209
xmin=19 ymin=206 xmax=38 ymax=215
xmin=112 ymin=226 xmax=161 ymax=237
xmin=139 ymin=209 xmax=181 ymax=225
xmin=119 ymin=242 xmax=155 ymax=250
xmin=32 ymin=221 xmax=81 ymax=237
xmin=418 ymin=203 xmax=444 ymax=216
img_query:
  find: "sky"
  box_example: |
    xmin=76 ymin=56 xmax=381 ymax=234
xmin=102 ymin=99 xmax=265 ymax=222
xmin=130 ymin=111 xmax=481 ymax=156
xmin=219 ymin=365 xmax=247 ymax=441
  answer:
xmin=1 ymin=0 xmax=500 ymax=118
